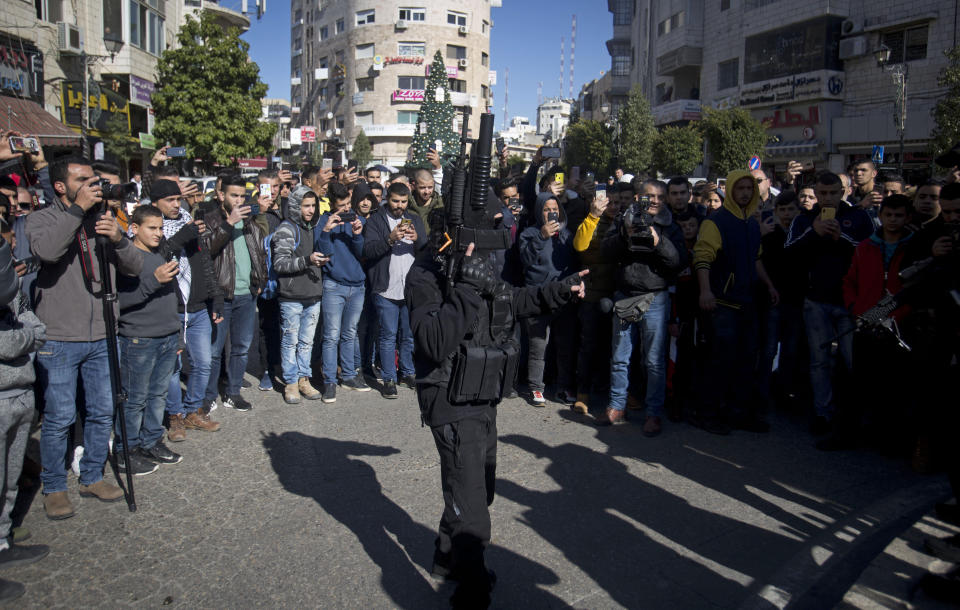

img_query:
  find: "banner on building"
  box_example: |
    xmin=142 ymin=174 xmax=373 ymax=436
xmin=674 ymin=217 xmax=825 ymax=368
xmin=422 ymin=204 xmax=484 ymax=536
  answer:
xmin=60 ymin=80 xmax=131 ymax=133
xmin=392 ymin=89 xmax=425 ymax=102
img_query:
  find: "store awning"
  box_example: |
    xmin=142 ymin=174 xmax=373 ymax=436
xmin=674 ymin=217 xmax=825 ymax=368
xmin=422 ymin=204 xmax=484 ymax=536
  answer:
xmin=764 ymin=140 xmax=821 ymax=158
xmin=0 ymin=95 xmax=81 ymax=147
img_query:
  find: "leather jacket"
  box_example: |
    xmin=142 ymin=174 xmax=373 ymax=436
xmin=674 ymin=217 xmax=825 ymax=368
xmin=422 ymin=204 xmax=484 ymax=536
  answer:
xmin=202 ymin=207 xmax=268 ymax=298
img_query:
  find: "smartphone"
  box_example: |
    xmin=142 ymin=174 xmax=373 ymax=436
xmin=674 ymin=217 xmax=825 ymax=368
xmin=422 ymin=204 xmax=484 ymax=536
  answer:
xmin=820 ymin=207 xmax=836 ymax=221
xmin=495 ymin=137 xmax=505 ymax=156
xmin=259 ymin=183 xmax=272 ymax=198
xmin=245 ymin=196 xmax=260 ymax=216
xmin=166 ymin=146 xmax=186 ymax=157
xmin=13 ymin=256 xmax=40 ymax=274
xmin=596 ymin=185 xmax=607 ymax=197
xmin=554 ymin=172 xmax=564 ymax=185
xmin=339 ymin=211 xmax=357 ymax=223
xmin=322 ymin=158 xmax=333 ymax=170
xmin=542 ymin=147 xmax=561 ymax=159
xmin=547 ymin=211 xmax=559 ymax=224
xmin=399 ymin=218 xmax=413 ymax=228
xmin=9 ymin=136 xmax=39 ymax=154
xmin=584 ymin=171 xmax=595 ymax=184
xmin=570 ymin=167 xmax=581 ymax=184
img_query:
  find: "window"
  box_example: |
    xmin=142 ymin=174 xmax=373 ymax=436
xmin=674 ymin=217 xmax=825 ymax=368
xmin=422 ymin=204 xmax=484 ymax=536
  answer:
xmin=356 ymin=9 xmax=375 ymax=26
xmin=481 ymin=85 xmax=489 ymax=100
xmin=721 ymin=0 xmax=730 ymax=10
xmin=718 ymin=58 xmax=739 ymax=89
xmin=356 ymin=77 xmax=374 ymax=92
xmin=446 ymin=45 xmax=466 ymax=60
xmin=335 ymin=49 xmax=345 ymax=64
xmin=481 ymin=52 xmax=489 ymax=67
xmin=745 ymin=0 xmax=783 ymax=7
xmin=319 ymin=86 xmax=329 ymax=99
xmin=447 ymin=10 xmax=466 ymax=26
xmin=129 ymin=0 xmax=165 ymax=55
xmin=398 ymin=110 xmax=419 ymax=124
xmin=336 ymin=18 xmax=345 ymax=33
xmin=482 ymin=20 xmax=489 ymax=34
xmin=671 ymin=11 xmax=685 ymax=30
xmin=398 ymin=76 xmax=426 ymax=90
xmin=334 ymin=82 xmax=344 ymax=97
xmin=355 ymin=111 xmax=374 ymax=127
xmin=319 ymin=56 xmax=328 ymax=70
xmin=103 ymin=0 xmax=123 ymax=43
xmin=882 ymin=25 xmax=928 ymax=63
xmin=321 ymin=119 xmax=330 ymax=131
xmin=448 ymin=79 xmax=466 ymax=92
xmin=294 ymin=8 xmax=302 ymax=22
xmin=399 ymin=7 xmax=425 ymax=22
xmin=611 ymin=0 xmax=633 ymax=26
xmin=35 ymin=0 xmax=63 ymax=22
xmin=336 ymin=116 xmax=345 ymax=129
xmin=355 ymin=43 xmax=374 ymax=59
xmin=320 ymin=25 xmax=328 ymax=40
xmin=609 ymin=42 xmax=631 ymax=76
xmin=398 ymin=41 xmax=426 ymax=56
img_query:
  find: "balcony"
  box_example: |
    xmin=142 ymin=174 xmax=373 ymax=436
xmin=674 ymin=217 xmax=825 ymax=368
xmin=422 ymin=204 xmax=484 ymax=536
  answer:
xmin=657 ymin=46 xmax=702 ymax=76
xmin=651 ymin=99 xmax=702 ymax=126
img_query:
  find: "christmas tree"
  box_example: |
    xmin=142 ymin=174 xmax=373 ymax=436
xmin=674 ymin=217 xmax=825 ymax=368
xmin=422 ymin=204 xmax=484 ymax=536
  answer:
xmin=409 ymin=50 xmax=461 ymax=169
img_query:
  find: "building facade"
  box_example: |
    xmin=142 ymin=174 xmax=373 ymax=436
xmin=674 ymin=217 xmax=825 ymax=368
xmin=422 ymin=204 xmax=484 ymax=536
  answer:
xmin=288 ymin=0 xmax=500 ymax=166
xmin=536 ymin=97 xmax=571 ymax=143
xmin=606 ymin=0 xmax=953 ymax=178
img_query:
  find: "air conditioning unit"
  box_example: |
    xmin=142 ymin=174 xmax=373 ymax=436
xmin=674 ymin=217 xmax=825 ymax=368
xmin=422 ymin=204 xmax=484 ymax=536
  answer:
xmin=291 ymin=77 xmax=301 ymax=85
xmin=291 ymin=106 xmax=301 ymax=113
xmin=335 ymin=128 xmax=341 ymax=136
xmin=459 ymin=25 xmax=469 ymax=35
xmin=458 ymin=58 xmax=469 ymax=68
xmin=395 ymin=19 xmax=407 ymax=29
xmin=57 ymin=22 xmax=83 ymax=54
xmin=839 ymin=35 xmax=867 ymax=60
xmin=841 ymin=19 xmax=863 ymax=36
xmin=315 ymin=68 xmax=328 ymax=80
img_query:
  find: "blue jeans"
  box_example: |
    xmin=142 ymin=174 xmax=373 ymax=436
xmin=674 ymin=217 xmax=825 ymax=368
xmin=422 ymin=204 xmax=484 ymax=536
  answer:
xmin=206 ymin=293 xmax=257 ymax=400
xmin=119 ymin=334 xmax=179 ymax=449
xmin=608 ymin=290 xmax=670 ymax=414
xmin=167 ymin=311 xmax=212 ymax=416
xmin=373 ymin=294 xmax=415 ymax=382
xmin=322 ymin=280 xmax=365 ymax=384
xmin=36 ymin=340 xmax=114 ymax=493
xmin=803 ymin=298 xmax=854 ymax=420
xmin=279 ymin=299 xmax=322 ymax=384
xmin=757 ymin=302 xmax=804 ymax=400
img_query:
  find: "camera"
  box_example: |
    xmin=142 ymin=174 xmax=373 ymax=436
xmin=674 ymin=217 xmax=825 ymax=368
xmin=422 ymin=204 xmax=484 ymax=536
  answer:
xmin=97 ymin=179 xmax=138 ymax=202
xmin=338 ymin=211 xmax=357 ymax=223
xmin=507 ymin=197 xmax=523 ymax=216
xmin=622 ymin=196 xmax=656 ymax=251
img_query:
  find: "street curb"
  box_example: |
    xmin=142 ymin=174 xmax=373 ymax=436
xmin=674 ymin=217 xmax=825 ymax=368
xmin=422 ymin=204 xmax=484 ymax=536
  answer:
xmin=738 ymin=477 xmax=951 ymax=610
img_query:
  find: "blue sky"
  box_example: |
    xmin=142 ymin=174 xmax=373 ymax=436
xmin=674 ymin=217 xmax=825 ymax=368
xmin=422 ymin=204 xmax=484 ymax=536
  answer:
xmin=240 ymin=1 xmax=613 ymax=126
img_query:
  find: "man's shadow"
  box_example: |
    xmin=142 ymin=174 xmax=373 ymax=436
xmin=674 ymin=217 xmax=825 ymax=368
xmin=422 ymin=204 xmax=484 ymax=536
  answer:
xmin=262 ymin=431 xmax=565 ymax=608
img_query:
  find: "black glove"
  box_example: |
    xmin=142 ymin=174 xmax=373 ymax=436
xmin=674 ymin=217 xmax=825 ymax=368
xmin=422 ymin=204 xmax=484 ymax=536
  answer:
xmin=457 ymin=254 xmax=499 ymax=297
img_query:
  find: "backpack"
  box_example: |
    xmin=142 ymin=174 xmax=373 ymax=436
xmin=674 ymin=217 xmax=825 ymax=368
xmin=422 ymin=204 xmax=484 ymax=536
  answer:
xmin=262 ymin=220 xmax=301 ymax=300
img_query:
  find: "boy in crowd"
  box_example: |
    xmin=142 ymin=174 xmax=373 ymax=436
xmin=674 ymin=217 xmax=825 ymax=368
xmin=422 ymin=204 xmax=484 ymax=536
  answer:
xmin=272 ymin=186 xmax=325 ymax=404
xmin=117 ymin=205 xmax=183 ymax=473
xmin=316 ymin=182 xmax=369 ymax=402
xmin=668 ymin=206 xmax=701 ymax=421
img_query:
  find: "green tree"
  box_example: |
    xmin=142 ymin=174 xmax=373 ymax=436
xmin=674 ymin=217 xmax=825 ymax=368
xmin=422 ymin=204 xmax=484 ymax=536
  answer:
xmin=153 ymin=13 xmax=275 ymax=168
xmin=352 ymin=129 xmax=372 ymax=169
xmin=409 ymin=51 xmax=460 ymax=168
xmin=100 ymin=112 xmax=139 ymax=178
xmin=652 ymin=125 xmax=704 ymax=177
xmin=931 ymin=46 xmax=960 ymax=166
xmin=617 ymin=84 xmax=656 ymax=174
xmin=699 ymin=106 xmax=768 ymax=177
xmin=563 ymin=120 xmax=612 ymax=174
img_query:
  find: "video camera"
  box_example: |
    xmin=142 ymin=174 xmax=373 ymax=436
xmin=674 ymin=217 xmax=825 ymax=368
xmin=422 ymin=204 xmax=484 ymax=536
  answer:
xmin=621 ymin=195 xmax=657 ymax=251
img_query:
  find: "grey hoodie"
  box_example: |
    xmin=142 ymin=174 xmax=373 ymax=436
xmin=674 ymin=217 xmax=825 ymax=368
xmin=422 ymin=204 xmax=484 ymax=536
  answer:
xmin=0 ymin=241 xmax=46 ymax=397
xmin=271 ymin=185 xmax=323 ymax=301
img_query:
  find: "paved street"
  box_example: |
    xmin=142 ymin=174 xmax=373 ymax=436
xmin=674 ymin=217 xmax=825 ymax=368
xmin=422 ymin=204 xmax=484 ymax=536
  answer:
xmin=6 ymin=381 xmax=949 ymax=609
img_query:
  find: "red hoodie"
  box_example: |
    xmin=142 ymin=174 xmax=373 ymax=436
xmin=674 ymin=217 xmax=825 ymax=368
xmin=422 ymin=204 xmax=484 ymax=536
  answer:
xmin=842 ymin=232 xmax=913 ymax=320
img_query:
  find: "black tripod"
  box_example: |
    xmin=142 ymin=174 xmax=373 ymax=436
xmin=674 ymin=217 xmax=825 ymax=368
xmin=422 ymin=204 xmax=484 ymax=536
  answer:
xmin=96 ymin=235 xmax=137 ymax=512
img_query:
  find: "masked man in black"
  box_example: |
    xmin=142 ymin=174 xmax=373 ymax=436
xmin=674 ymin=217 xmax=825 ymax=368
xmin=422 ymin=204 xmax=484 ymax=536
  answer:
xmin=405 ymin=113 xmax=587 ymax=610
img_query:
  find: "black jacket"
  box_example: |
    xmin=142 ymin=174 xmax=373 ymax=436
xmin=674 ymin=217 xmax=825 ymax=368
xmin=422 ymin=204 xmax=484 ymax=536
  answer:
xmin=203 ymin=207 xmax=268 ymax=298
xmin=406 ymin=259 xmax=576 ymax=427
xmin=604 ymin=206 xmax=686 ymax=296
xmin=361 ymin=207 xmax=427 ymax=295
xmin=161 ymin=220 xmax=223 ymax=315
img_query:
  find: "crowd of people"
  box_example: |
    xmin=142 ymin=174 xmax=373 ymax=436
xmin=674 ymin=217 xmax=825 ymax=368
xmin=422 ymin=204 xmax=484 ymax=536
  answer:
xmin=0 ymin=128 xmax=957 ymax=601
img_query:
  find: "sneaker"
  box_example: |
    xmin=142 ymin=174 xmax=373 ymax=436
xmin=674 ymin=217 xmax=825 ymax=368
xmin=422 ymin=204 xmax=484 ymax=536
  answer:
xmin=223 ymin=394 xmax=253 ymax=412
xmin=401 ymin=375 xmax=417 ymax=390
xmin=322 ymin=383 xmax=337 ymax=403
xmin=284 ymin=383 xmax=301 ymax=405
xmin=203 ymin=397 xmax=219 ymax=413
xmin=0 ymin=578 xmax=24 ymax=603
xmin=167 ymin=413 xmax=187 ymax=442
xmin=0 ymin=542 xmax=50 ymax=569
xmin=572 ymin=393 xmax=589 ymax=414
xmin=143 ymin=441 xmax=183 ymax=465
xmin=530 ymin=390 xmax=546 ymax=406
xmin=595 ymin=407 xmax=627 ymax=426
xmin=115 ymin=449 xmax=159 ymax=476
xmin=381 ymin=380 xmax=399 ymax=399
xmin=643 ymin=415 xmax=662 ymax=438
xmin=185 ymin=410 xmax=221 ymax=432
xmin=241 ymin=379 xmax=252 ymax=389
xmin=298 ymin=377 xmax=322 ymax=401
xmin=341 ymin=376 xmax=371 ymax=392
xmin=42 ymin=491 xmax=74 ymax=520
xmin=556 ymin=390 xmax=576 ymax=405
xmin=258 ymin=372 xmax=273 ymax=391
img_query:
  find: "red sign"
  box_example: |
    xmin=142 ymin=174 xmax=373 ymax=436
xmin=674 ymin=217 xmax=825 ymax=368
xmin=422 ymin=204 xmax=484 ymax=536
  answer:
xmin=392 ymin=89 xmax=425 ymax=102
xmin=761 ymin=105 xmax=821 ymax=129
xmin=384 ymin=56 xmax=424 ymax=66
xmin=300 ymin=126 xmax=317 ymax=142
xmin=237 ymin=157 xmax=268 ymax=169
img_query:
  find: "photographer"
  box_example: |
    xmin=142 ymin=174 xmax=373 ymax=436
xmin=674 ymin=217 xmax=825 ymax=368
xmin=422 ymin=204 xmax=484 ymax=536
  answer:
xmin=598 ymin=179 xmax=686 ymax=433
xmin=202 ymin=175 xmax=269 ymax=413
xmin=25 ymin=155 xmax=143 ymax=519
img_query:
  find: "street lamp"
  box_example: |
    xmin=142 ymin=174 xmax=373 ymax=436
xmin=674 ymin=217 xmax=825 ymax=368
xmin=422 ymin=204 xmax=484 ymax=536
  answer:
xmin=875 ymin=44 xmax=908 ymax=174
xmin=80 ymin=39 xmax=124 ymax=158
